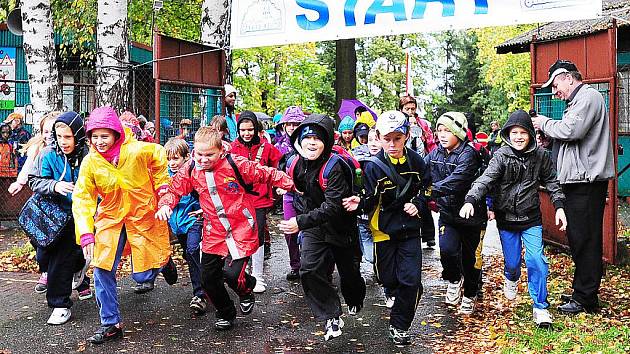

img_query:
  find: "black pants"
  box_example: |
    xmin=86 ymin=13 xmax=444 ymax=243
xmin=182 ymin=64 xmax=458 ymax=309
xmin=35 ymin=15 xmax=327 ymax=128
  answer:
xmin=39 ymin=221 xmax=87 ymax=308
xmin=200 ymin=253 xmax=256 ymax=320
xmin=420 ymin=207 xmax=435 ymax=243
xmin=374 ymin=237 xmax=423 ymax=331
xmin=563 ymin=181 xmax=608 ymax=307
xmin=255 ymin=208 xmax=268 ymax=245
xmin=299 ymin=232 xmax=366 ymax=321
xmin=438 ymin=221 xmax=484 ymax=298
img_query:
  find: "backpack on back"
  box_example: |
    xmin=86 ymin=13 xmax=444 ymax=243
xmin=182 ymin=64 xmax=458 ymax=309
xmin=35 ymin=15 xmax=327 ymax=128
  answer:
xmin=287 ymin=144 xmax=362 ymax=194
xmin=187 ymin=154 xmax=259 ymax=196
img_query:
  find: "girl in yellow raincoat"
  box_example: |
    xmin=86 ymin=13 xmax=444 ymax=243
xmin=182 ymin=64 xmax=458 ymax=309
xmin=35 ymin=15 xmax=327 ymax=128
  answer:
xmin=72 ymin=106 xmax=177 ymax=345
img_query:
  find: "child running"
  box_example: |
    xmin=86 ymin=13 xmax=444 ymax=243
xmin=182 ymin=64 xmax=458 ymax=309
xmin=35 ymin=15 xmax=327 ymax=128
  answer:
xmin=425 ymin=112 xmax=486 ymax=315
xmin=279 ymin=114 xmax=366 ymax=342
xmin=230 ymin=111 xmax=283 ymax=293
xmin=72 ymin=107 xmax=177 ymax=344
xmin=157 ymin=127 xmax=294 ymax=331
xmin=343 ymin=111 xmax=427 ymax=345
xmin=28 ymin=111 xmax=92 ymax=325
xmin=163 ymin=137 xmax=207 ymax=313
xmin=460 ymin=109 xmax=566 ymax=327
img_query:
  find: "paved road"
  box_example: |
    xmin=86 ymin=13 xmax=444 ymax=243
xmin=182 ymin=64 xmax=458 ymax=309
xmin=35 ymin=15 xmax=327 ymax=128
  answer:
xmin=0 ymin=213 xmax=501 ymax=353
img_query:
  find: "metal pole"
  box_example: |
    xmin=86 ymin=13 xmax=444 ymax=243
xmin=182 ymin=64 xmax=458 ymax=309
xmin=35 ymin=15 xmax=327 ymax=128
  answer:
xmin=154 ymin=30 xmax=161 ymax=144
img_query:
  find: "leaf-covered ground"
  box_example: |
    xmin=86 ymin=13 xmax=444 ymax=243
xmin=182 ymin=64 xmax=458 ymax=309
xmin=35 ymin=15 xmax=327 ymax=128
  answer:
xmin=428 ymin=249 xmax=630 ymax=353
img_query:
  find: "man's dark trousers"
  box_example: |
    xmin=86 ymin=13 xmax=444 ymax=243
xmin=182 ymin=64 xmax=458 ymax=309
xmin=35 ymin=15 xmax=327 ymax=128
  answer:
xmin=563 ymin=181 xmax=608 ymax=308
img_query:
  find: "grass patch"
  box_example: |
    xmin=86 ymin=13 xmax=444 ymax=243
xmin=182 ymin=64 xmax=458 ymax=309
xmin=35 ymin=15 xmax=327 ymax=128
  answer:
xmin=499 ymin=250 xmax=630 ymax=353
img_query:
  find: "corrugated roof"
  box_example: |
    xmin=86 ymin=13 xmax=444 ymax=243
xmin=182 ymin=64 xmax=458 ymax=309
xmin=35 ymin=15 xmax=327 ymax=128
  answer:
xmin=497 ymin=0 xmax=630 ymax=54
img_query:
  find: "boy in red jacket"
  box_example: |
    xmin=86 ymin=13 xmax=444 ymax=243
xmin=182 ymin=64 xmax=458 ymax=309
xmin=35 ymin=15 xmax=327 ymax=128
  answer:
xmin=230 ymin=111 xmax=283 ymax=293
xmin=157 ymin=127 xmax=293 ymax=330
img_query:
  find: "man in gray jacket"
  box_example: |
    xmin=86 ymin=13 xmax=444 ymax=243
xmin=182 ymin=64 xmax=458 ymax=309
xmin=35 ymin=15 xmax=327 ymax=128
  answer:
xmin=532 ymin=60 xmax=615 ymax=314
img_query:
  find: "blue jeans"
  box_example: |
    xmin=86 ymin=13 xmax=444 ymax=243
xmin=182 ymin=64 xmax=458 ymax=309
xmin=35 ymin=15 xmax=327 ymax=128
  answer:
xmin=358 ymin=219 xmax=374 ymax=264
xmin=499 ymin=226 xmax=549 ymax=309
xmin=176 ymin=219 xmax=204 ymax=297
xmin=93 ymin=227 xmax=161 ymax=326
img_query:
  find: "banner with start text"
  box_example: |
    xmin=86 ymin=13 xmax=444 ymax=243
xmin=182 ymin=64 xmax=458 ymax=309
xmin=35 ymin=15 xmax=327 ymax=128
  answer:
xmin=231 ymin=0 xmax=602 ymax=49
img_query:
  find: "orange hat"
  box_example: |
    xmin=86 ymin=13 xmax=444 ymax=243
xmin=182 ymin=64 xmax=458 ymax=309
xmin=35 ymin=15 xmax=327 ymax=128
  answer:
xmin=3 ymin=112 xmax=23 ymax=124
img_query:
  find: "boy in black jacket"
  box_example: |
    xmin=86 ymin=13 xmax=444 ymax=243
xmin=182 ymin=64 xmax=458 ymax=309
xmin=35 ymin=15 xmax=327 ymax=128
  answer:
xmin=343 ymin=110 xmax=427 ymax=345
xmin=425 ymin=112 xmax=487 ymax=315
xmin=460 ymin=109 xmax=566 ymax=327
xmin=278 ymin=114 xmax=366 ymax=342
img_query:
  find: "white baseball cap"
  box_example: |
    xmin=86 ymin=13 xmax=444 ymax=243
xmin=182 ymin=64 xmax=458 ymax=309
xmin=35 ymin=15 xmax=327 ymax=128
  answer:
xmin=376 ymin=110 xmax=409 ymax=136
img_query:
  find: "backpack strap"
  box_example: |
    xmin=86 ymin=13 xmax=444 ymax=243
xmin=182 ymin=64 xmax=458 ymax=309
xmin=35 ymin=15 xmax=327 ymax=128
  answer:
xmin=286 ymin=154 xmax=298 ymax=178
xmin=318 ymin=154 xmax=344 ymax=190
xmin=254 ymin=144 xmax=264 ymax=163
xmin=366 ymin=156 xmax=414 ymax=200
xmin=226 ymin=154 xmax=259 ymax=196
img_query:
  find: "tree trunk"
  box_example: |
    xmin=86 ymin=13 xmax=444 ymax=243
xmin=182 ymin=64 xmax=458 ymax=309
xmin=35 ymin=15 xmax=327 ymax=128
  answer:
xmin=21 ymin=0 xmax=61 ymax=122
xmin=200 ymin=0 xmax=231 ymax=83
xmin=335 ymin=39 xmax=356 ymax=115
xmin=96 ymin=0 xmax=129 ymax=109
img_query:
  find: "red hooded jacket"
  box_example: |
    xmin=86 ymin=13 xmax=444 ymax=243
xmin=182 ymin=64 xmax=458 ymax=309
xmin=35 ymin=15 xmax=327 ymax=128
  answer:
xmin=230 ymin=139 xmax=283 ymax=208
xmin=158 ymin=156 xmax=293 ymax=258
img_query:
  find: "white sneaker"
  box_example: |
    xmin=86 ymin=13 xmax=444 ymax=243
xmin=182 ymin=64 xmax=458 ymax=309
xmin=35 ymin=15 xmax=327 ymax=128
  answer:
xmin=459 ymin=296 xmax=476 ymax=315
xmin=385 ymin=296 xmax=395 ymax=309
xmin=47 ymin=308 xmax=71 ymax=325
xmin=503 ymin=276 xmax=518 ymax=300
xmin=533 ymin=308 xmax=553 ymax=328
xmin=72 ymin=260 xmax=91 ymax=290
xmin=324 ymin=317 xmax=344 ymax=341
xmin=445 ymin=278 xmax=463 ymax=305
xmin=253 ymin=278 xmax=266 ymax=293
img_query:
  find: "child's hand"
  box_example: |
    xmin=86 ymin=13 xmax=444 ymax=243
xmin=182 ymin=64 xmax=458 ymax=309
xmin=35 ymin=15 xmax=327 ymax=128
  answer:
xmin=555 ymin=208 xmax=567 ymax=231
xmin=7 ymin=181 xmax=24 ymax=196
xmin=155 ymin=205 xmax=173 ymax=221
xmin=278 ymin=217 xmax=299 ymax=234
xmin=487 ymin=210 xmax=495 ymax=221
xmin=82 ymin=243 xmax=94 ymax=263
xmin=188 ymin=209 xmax=203 ymax=218
xmin=459 ymin=203 xmax=475 ymax=219
xmin=342 ymin=196 xmax=360 ymax=212
xmin=54 ymin=181 xmax=74 ymax=196
xmin=276 ymin=187 xmax=288 ymax=196
xmin=403 ymin=203 xmax=418 ymax=217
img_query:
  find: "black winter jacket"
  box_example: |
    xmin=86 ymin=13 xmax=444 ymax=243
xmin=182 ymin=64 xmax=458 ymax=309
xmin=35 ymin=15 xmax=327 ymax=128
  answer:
xmin=465 ymin=110 xmax=565 ymax=231
xmin=361 ymin=149 xmax=428 ymax=241
xmin=425 ymin=141 xmax=487 ymax=227
xmin=290 ymin=114 xmax=358 ymax=247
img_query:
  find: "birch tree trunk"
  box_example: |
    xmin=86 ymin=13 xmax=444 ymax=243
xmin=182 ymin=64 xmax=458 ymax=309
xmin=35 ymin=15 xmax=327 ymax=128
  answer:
xmin=21 ymin=0 xmax=61 ymax=122
xmin=96 ymin=0 xmax=129 ymax=109
xmin=200 ymin=0 xmax=232 ymax=82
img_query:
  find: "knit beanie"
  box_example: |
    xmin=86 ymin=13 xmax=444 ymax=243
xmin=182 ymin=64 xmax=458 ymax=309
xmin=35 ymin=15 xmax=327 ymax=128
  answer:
xmin=298 ymin=124 xmax=326 ymax=145
xmin=338 ymin=116 xmax=355 ymax=132
xmin=436 ymin=112 xmax=468 ymax=141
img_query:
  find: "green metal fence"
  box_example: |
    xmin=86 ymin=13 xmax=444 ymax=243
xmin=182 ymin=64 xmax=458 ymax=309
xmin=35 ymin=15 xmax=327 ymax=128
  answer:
xmin=533 ymin=85 xmax=610 ymax=120
xmin=158 ymin=84 xmax=223 ymax=145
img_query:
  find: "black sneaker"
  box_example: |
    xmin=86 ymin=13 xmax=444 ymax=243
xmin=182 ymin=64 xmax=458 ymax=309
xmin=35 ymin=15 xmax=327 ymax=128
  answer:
xmin=189 ymin=296 xmax=207 ymax=314
xmin=133 ymin=281 xmax=155 ymax=294
xmin=214 ymin=318 xmax=234 ymax=331
xmin=161 ymin=257 xmax=178 ymax=285
xmin=87 ymin=324 xmax=123 ymax=345
xmin=389 ymin=325 xmax=411 ymax=345
xmin=239 ymin=294 xmax=255 ymax=315
xmin=286 ymin=270 xmax=300 ymax=281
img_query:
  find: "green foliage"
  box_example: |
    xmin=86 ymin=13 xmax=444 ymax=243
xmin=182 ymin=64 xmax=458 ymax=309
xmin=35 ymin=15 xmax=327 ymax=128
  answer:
xmin=356 ymin=34 xmax=432 ymax=114
xmin=129 ymin=0 xmax=203 ymax=45
xmin=473 ymin=25 xmax=536 ymax=128
xmin=52 ymin=0 xmax=97 ymax=66
xmin=0 ymin=0 xmax=18 ymax=23
xmin=232 ymin=43 xmax=334 ymax=116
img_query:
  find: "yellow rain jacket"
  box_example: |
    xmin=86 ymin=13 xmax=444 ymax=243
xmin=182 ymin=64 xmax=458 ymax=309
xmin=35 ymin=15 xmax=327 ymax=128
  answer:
xmin=72 ymin=128 xmax=171 ymax=273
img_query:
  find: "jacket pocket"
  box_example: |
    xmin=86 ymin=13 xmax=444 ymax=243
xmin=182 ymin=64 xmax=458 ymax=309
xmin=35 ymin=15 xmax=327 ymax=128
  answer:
xmin=242 ymin=208 xmax=255 ymax=230
xmin=566 ymin=144 xmax=587 ymax=182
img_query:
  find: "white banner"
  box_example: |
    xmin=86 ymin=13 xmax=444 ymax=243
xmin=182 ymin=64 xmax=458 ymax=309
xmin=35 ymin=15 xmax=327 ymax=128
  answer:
xmin=231 ymin=0 xmax=603 ymax=49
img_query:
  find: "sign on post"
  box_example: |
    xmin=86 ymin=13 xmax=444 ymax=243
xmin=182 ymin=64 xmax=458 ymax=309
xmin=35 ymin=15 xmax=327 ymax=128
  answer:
xmin=0 ymin=47 xmax=16 ymax=110
xmin=231 ymin=0 xmax=602 ymax=49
